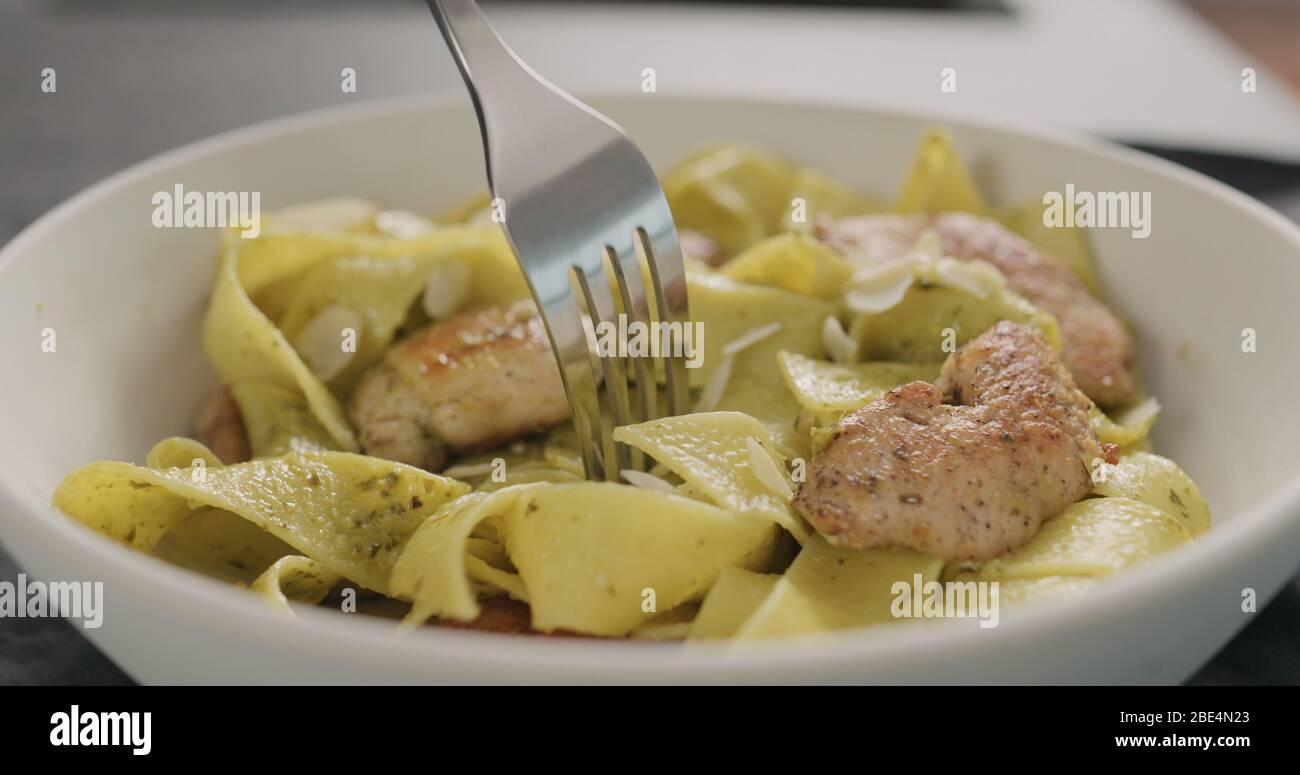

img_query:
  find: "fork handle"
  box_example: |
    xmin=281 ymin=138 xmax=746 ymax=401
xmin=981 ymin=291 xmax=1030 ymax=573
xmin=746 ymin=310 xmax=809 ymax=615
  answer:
xmin=427 ymin=0 xmax=536 ymax=120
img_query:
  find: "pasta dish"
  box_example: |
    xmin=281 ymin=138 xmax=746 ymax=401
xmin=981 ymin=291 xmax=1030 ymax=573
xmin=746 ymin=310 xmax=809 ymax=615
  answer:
xmin=52 ymin=130 xmax=1210 ymax=641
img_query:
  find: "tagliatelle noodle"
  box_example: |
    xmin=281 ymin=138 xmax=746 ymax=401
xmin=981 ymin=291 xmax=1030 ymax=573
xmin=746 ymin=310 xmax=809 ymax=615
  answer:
xmin=614 ymin=412 xmax=809 ymax=543
xmin=54 ymin=451 xmax=468 ymax=595
xmin=251 ymin=555 xmax=344 ymax=613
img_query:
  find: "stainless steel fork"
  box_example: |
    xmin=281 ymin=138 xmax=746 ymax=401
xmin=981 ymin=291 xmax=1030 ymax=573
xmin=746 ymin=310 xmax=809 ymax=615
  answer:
xmin=426 ymin=0 xmax=692 ymax=482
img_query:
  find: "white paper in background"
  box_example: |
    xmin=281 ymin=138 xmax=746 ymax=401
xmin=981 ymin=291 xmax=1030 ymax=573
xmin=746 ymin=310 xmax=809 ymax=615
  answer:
xmin=478 ymin=0 xmax=1300 ymax=161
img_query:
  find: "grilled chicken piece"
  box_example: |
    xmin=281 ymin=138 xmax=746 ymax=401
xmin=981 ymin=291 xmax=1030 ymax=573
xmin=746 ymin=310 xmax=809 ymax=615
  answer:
xmin=349 ymin=300 xmax=569 ymax=471
xmin=795 ymin=321 xmax=1107 ymax=560
xmin=820 ymin=212 xmax=1136 ymax=407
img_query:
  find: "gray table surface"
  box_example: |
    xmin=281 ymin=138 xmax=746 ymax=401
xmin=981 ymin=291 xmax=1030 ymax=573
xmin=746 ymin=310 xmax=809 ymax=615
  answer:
xmin=1 ymin=2 xmax=1297 ymax=685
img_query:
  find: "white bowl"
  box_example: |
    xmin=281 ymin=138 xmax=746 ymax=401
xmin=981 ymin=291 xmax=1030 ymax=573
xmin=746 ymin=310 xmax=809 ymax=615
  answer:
xmin=2 ymin=95 xmax=1298 ymax=684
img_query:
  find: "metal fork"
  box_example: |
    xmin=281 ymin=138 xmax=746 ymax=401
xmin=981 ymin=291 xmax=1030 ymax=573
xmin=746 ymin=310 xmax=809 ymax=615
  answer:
xmin=426 ymin=0 xmax=691 ymax=482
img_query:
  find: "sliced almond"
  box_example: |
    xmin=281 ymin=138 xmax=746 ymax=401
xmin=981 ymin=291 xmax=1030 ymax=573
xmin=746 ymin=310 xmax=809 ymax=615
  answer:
xmin=376 ymin=209 xmax=439 ymax=239
xmin=422 ymin=259 xmax=472 ymax=320
xmin=821 ymin=316 xmax=858 ymax=364
xmin=745 ymin=436 xmax=793 ymax=501
xmin=844 ymin=268 xmax=914 ymax=314
xmin=1116 ymin=396 xmax=1161 ymax=428
xmin=443 ymin=462 xmax=497 ymax=479
xmin=693 ymin=355 xmax=734 ymax=413
xmin=723 ymin=321 xmax=782 ymax=357
xmin=620 ymin=469 xmax=677 ymax=493
xmin=294 ymin=305 xmax=363 ymax=381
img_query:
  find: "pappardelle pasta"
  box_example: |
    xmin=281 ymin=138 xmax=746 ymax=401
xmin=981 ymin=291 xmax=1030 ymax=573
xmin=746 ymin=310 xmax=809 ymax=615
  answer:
xmin=53 ymin=129 xmax=1210 ymax=642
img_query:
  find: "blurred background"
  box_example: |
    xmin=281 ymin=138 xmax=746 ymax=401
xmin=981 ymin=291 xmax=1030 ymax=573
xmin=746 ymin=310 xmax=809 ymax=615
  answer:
xmin=1 ymin=0 xmax=1298 ymax=684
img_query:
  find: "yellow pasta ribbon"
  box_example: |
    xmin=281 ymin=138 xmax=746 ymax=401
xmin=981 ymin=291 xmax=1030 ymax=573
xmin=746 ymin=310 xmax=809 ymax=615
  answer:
xmin=393 ymin=482 xmax=780 ymax=637
xmin=777 ymin=351 xmax=938 ymax=425
xmin=688 ymin=273 xmax=830 ymax=454
xmin=732 ymin=537 xmax=943 ymax=639
xmin=663 ymin=145 xmax=797 ymax=257
xmin=251 ymin=555 xmax=343 ymax=614
xmin=390 ymin=491 xmax=519 ymax=626
xmin=892 ymin=128 xmax=989 ymax=216
xmin=1091 ymin=397 xmax=1160 ymax=449
xmin=503 ymin=483 xmax=778 ymax=636
xmin=228 ymin=382 xmax=335 ymax=457
xmin=205 ymin=244 xmax=358 ymax=451
xmin=1092 ymin=452 xmax=1211 ymax=536
xmin=722 ymin=233 xmax=852 ymax=299
xmin=688 ymin=566 xmax=780 ymax=640
xmin=956 ymin=497 xmax=1190 ymax=580
xmin=53 ymin=450 xmax=468 ymax=595
xmin=849 ymin=284 xmax=1061 ymax=363
xmin=615 ymin=411 xmax=808 ymax=542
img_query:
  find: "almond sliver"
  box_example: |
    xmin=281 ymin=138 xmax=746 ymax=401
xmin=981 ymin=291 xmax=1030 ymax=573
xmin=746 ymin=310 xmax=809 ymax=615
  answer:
xmin=620 ymin=469 xmax=677 ymax=492
xmin=294 ymin=305 xmax=363 ymax=380
xmin=422 ymin=259 xmax=472 ymax=320
xmin=844 ymin=270 xmax=913 ymax=314
xmin=376 ymin=210 xmax=439 ymax=239
xmin=723 ymin=322 xmax=782 ymax=357
xmin=821 ymin=316 xmax=858 ymax=365
xmin=745 ymin=437 xmax=793 ymax=501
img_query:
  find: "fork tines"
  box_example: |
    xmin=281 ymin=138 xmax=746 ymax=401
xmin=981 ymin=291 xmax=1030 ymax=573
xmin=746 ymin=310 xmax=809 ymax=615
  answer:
xmin=569 ymin=226 xmax=691 ymax=480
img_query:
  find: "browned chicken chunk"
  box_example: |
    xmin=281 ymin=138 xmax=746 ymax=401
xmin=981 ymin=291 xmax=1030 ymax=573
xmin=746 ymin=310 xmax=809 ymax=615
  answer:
xmin=349 ymin=300 xmax=570 ymax=471
xmin=794 ymin=321 xmax=1105 ymax=560
xmin=820 ymin=212 xmax=1136 ymax=408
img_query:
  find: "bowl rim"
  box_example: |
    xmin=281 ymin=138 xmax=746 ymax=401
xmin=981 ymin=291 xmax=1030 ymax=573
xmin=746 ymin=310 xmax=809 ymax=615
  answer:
xmin=3 ymin=91 xmax=1300 ymax=679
